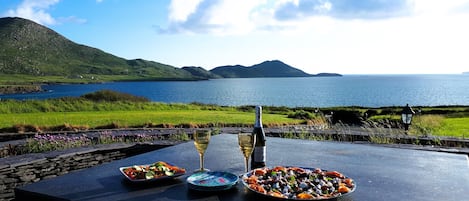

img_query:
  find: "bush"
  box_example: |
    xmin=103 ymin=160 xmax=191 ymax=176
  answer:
xmin=81 ymin=90 xmax=149 ymax=102
xmin=410 ymin=115 xmax=444 ymax=135
xmin=288 ymin=110 xmax=313 ymax=120
xmin=379 ymin=108 xmax=396 ymax=115
xmin=364 ymin=109 xmax=378 ymax=118
xmin=331 ymin=110 xmax=363 ymax=125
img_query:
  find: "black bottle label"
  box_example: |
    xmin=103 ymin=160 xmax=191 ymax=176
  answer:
xmin=253 ymin=146 xmax=266 ymax=162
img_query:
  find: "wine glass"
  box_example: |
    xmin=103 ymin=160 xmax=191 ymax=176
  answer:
xmin=193 ymin=130 xmax=211 ymax=172
xmin=238 ymin=132 xmax=256 ymax=173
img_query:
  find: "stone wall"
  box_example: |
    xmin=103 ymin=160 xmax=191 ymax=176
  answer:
xmin=0 ymin=142 xmax=176 ymax=201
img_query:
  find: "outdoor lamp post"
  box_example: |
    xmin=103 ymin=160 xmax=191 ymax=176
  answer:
xmin=401 ymin=104 xmax=415 ymax=133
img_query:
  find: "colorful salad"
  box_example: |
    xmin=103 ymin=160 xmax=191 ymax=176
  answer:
xmin=242 ymin=166 xmax=355 ymax=200
xmin=121 ymin=161 xmax=186 ymax=181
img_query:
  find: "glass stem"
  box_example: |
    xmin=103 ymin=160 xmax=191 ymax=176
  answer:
xmin=244 ymin=157 xmax=249 ymax=173
xmin=199 ymin=153 xmax=204 ymax=171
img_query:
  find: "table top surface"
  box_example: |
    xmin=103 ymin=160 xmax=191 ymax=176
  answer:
xmin=15 ymin=134 xmax=469 ymax=201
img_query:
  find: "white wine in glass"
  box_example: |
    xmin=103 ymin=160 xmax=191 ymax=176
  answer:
xmin=193 ymin=130 xmax=211 ymax=172
xmin=238 ymin=133 xmax=256 ymax=173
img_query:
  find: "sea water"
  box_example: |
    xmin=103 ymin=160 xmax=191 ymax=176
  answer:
xmin=2 ymin=74 xmax=468 ymax=107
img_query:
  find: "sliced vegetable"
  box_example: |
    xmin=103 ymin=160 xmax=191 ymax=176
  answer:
xmin=165 ymin=171 xmax=174 ymax=176
xmin=121 ymin=161 xmax=186 ymax=180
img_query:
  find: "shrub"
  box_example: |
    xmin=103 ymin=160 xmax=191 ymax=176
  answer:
xmin=14 ymin=124 xmax=41 ymax=133
xmin=288 ymin=110 xmax=313 ymax=120
xmin=330 ymin=110 xmax=363 ymax=125
xmin=24 ymin=134 xmax=92 ymax=153
xmin=81 ymin=90 xmax=149 ymax=102
xmin=364 ymin=109 xmax=378 ymax=118
xmin=49 ymin=123 xmax=90 ymax=132
xmin=379 ymin=108 xmax=396 ymax=115
xmin=410 ymin=115 xmax=444 ymax=135
xmin=95 ymin=122 xmax=125 ymax=129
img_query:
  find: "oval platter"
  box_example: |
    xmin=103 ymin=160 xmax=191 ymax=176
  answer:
xmin=241 ymin=166 xmax=356 ymax=200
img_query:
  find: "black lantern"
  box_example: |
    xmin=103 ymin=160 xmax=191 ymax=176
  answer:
xmin=401 ymin=104 xmax=415 ymax=132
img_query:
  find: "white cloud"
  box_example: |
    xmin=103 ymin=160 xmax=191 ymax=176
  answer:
xmin=161 ymin=0 xmax=418 ymax=35
xmin=273 ymin=0 xmax=414 ymax=20
xmin=168 ymin=0 xmax=204 ymax=22
xmin=414 ymin=0 xmax=469 ymax=14
xmin=5 ymin=0 xmax=60 ymax=25
xmin=162 ymin=0 xmax=267 ymax=34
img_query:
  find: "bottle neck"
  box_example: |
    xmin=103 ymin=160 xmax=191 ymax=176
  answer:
xmin=254 ymin=106 xmax=262 ymax=128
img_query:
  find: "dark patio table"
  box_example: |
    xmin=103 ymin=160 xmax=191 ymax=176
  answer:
xmin=15 ymin=134 xmax=469 ymax=201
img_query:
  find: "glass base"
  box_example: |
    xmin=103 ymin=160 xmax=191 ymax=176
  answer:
xmin=193 ymin=168 xmax=210 ymax=173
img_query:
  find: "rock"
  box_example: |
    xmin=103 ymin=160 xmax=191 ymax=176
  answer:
xmin=20 ymin=174 xmax=36 ymax=182
xmin=0 ymin=178 xmax=18 ymax=185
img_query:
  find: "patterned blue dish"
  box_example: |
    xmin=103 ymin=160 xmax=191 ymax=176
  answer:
xmin=186 ymin=171 xmax=238 ymax=191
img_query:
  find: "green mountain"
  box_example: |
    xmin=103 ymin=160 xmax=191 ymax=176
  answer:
xmin=0 ymin=17 xmax=341 ymax=85
xmin=0 ymin=17 xmax=195 ymax=82
xmin=181 ymin=66 xmax=222 ymax=79
xmin=210 ymin=60 xmax=340 ymax=78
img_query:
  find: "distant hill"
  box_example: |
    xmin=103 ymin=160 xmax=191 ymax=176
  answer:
xmin=0 ymin=17 xmax=341 ymax=84
xmin=0 ymin=17 xmax=196 ymax=82
xmin=210 ymin=60 xmax=341 ymax=78
xmin=181 ymin=66 xmax=222 ymax=79
xmin=316 ymin=73 xmax=342 ymax=77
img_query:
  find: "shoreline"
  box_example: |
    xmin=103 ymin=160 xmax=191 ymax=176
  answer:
xmin=0 ymin=77 xmax=208 ymax=95
xmin=0 ymin=85 xmax=43 ymax=95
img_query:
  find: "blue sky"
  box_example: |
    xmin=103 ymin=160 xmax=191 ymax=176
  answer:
xmin=1 ymin=0 xmax=469 ymax=74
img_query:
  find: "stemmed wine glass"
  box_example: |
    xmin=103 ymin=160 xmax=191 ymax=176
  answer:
xmin=238 ymin=132 xmax=256 ymax=173
xmin=193 ymin=130 xmax=211 ymax=172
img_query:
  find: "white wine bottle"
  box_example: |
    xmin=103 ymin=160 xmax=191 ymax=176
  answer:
xmin=251 ymin=106 xmax=266 ymax=169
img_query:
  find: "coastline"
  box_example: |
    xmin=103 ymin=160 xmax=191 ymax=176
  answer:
xmin=0 ymin=85 xmax=43 ymax=95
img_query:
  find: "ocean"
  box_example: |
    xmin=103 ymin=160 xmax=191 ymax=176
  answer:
xmin=2 ymin=74 xmax=469 ymax=107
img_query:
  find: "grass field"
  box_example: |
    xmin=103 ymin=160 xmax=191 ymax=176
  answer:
xmin=402 ymin=115 xmax=469 ymax=138
xmin=0 ymin=90 xmax=467 ymax=137
xmin=365 ymin=114 xmax=469 ymax=138
xmin=2 ymin=108 xmax=467 ymax=138
xmin=0 ymin=74 xmax=198 ymax=85
xmin=434 ymin=117 xmax=469 ymax=138
xmin=0 ymin=75 xmax=96 ymax=84
xmin=0 ymin=109 xmax=303 ymax=131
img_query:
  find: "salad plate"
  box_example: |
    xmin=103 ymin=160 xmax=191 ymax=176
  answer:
xmin=241 ymin=166 xmax=356 ymax=200
xmin=186 ymin=171 xmax=239 ymax=191
xmin=119 ymin=161 xmax=186 ymax=182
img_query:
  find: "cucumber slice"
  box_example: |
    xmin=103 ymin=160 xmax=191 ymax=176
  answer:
xmin=145 ymin=171 xmax=155 ymax=179
xmin=165 ymin=171 xmax=174 ymax=176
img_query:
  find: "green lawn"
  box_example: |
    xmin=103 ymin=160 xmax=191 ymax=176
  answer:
xmin=1 ymin=109 xmax=467 ymax=137
xmin=0 ymin=75 xmax=90 ymax=84
xmin=0 ymin=74 xmax=196 ymax=85
xmin=0 ymin=110 xmax=303 ymax=130
xmin=409 ymin=115 xmax=469 ymax=138
xmin=433 ymin=117 xmax=469 ymax=138
xmin=1 ymin=95 xmax=467 ymax=138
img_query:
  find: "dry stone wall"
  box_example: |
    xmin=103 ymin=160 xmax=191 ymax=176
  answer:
xmin=0 ymin=142 xmax=175 ymax=201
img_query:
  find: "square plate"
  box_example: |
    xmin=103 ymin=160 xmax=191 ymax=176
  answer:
xmin=119 ymin=161 xmax=186 ymax=182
